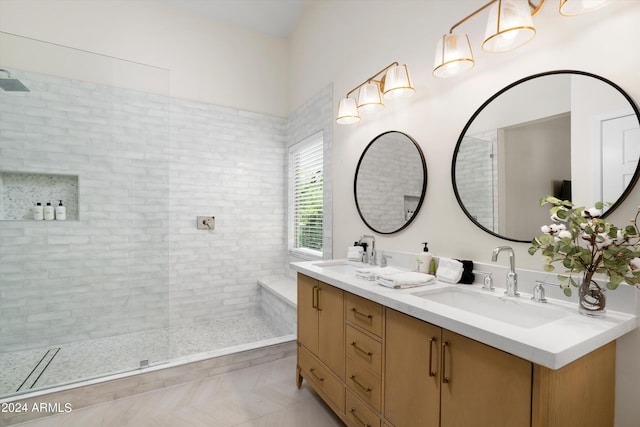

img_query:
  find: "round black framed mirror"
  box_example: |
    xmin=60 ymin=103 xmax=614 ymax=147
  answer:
xmin=452 ymin=70 xmax=640 ymax=242
xmin=354 ymin=131 xmax=427 ymax=234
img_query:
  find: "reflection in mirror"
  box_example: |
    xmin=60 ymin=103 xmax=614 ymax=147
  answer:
xmin=453 ymin=71 xmax=640 ymax=242
xmin=355 ymin=131 xmax=427 ymax=234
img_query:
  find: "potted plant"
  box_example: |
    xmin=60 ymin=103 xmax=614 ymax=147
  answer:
xmin=529 ymin=196 xmax=640 ymax=317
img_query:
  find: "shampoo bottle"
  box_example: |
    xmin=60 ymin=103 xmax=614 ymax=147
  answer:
xmin=43 ymin=202 xmax=54 ymax=220
xmin=417 ymin=242 xmax=432 ymax=274
xmin=33 ymin=202 xmax=44 ymax=220
xmin=55 ymin=200 xmax=66 ymax=221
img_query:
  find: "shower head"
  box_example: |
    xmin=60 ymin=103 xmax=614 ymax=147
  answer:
xmin=0 ymin=69 xmax=30 ymax=92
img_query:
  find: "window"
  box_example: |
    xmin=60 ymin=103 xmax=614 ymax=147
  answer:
xmin=289 ymin=132 xmax=323 ymax=257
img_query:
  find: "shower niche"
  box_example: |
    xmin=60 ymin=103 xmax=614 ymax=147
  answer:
xmin=0 ymin=171 xmax=79 ymax=220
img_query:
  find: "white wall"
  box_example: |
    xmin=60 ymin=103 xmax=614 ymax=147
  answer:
xmin=0 ymin=0 xmax=289 ymax=117
xmin=288 ymin=1 xmax=640 ymax=425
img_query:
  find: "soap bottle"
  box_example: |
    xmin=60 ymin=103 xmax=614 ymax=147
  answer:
xmin=33 ymin=202 xmax=44 ymax=220
xmin=417 ymin=242 xmax=432 ymax=274
xmin=43 ymin=202 xmax=55 ymax=220
xmin=55 ymin=200 xmax=66 ymax=221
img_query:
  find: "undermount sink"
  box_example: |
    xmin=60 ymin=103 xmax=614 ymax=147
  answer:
xmin=413 ymin=287 xmax=568 ymax=329
xmin=312 ymin=260 xmax=365 ymax=275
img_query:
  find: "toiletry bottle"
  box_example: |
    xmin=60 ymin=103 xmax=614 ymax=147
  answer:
xmin=43 ymin=202 xmax=54 ymax=220
xmin=418 ymin=242 xmax=432 ymax=274
xmin=33 ymin=202 xmax=44 ymax=220
xmin=55 ymin=200 xmax=66 ymax=221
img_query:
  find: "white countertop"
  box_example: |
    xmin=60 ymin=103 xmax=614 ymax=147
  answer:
xmin=291 ymin=259 xmax=638 ymax=370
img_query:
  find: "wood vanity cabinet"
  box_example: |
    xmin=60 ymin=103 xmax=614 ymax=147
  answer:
xmin=296 ymin=274 xmax=616 ymax=427
xmin=384 ymin=308 xmax=616 ymax=427
xmin=385 ymin=308 xmax=531 ymax=427
xmin=297 ymin=274 xmax=345 ymax=413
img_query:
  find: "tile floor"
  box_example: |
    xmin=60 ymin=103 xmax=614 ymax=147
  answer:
xmin=1 ymin=312 xmax=292 ymax=398
xmin=12 ymin=355 xmax=345 ymax=427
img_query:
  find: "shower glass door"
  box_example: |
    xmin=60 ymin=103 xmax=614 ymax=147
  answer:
xmin=0 ymin=32 xmax=171 ymax=398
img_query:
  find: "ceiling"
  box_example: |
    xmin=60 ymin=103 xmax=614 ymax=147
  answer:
xmin=155 ymin=0 xmax=309 ymax=38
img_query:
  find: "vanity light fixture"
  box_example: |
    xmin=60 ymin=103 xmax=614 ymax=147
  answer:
xmin=483 ymin=0 xmax=536 ymax=53
xmin=433 ymin=0 xmax=611 ymax=78
xmin=559 ymin=0 xmax=611 ymax=16
xmin=357 ymin=81 xmax=384 ymax=112
xmin=336 ymin=62 xmax=414 ymax=125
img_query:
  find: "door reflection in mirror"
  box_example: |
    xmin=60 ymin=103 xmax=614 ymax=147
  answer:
xmin=453 ymin=70 xmax=640 ymax=242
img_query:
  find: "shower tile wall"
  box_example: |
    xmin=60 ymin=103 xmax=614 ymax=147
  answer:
xmin=0 ymin=70 xmax=287 ymax=352
xmin=167 ymin=98 xmax=287 ymax=326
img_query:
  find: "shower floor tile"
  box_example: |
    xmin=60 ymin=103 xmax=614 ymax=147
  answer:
xmin=0 ymin=311 xmax=289 ymax=398
xmin=0 ymin=348 xmax=50 ymax=395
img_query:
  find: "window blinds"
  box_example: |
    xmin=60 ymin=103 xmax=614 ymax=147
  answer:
xmin=289 ymin=134 xmax=323 ymax=252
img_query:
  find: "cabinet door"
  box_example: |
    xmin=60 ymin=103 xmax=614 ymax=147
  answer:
xmin=384 ymin=308 xmax=441 ymax=427
xmin=317 ymin=281 xmax=345 ymax=379
xmin=440 ymin=330 xmax=532 ymax=427
xmin=297 ymin=274 xmax=318 ymax=355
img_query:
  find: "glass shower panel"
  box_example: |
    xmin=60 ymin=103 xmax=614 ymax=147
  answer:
xmin=0 ymin=32 xmax=171 ymax=398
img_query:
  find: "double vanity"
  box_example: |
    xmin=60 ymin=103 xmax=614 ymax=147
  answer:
xmin=292 ymin=259 xmax=638 ymax=427
xmin=302 ymin=68 xmax=640 ymax=426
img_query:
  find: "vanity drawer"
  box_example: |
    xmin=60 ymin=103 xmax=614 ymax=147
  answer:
xmin=346 ymin=356 xmax=382 ymax=412
xmin=298 ymin=345 xmax=345 ymax=414
xmin=346 ymin=324 xmax=382 ymax=376
xmin=346 ymin=390 xmax=381 ymax=427
xmin=346 ymin=293 xmax=383 ymax=337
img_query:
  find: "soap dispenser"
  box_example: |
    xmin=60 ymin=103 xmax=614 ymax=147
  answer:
xmin=43 ymin=202 xmax=54 ymax=221
xmin=55 ymin=200 xmax=66 ymax=221
xmin=417 ymin=242 xmax=432 ymax=274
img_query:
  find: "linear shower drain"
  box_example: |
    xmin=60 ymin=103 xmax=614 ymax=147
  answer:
xmin=16 ymin=347 xmax=60 ymax=392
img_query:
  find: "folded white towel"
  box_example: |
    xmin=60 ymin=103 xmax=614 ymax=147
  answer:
xmin=436 ymin=258 xmax=463 ymax=284
xmin=377 ymin=271 xmax=436 ymax=289
xmin=356 ymin=266 xmax=403 ymax=281
xmin=347 ymin=246 xmax=364 ymax=261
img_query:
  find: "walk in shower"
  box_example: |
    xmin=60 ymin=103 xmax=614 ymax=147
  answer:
xmin=0 ymin=33 xmax=294 ymax=402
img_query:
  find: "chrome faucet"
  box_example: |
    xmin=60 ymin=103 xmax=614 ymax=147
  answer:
xmin=360 ymin=235 xmax=376 ymax=265
xmin=491 ymin=246 xmax=519 ymax=297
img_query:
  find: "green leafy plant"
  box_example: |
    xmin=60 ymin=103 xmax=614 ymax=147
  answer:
xmin=529 ymin=196 xmax=640 ymax=297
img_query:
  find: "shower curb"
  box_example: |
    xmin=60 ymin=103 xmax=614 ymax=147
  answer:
xmin=0 ymin=339 xmax=296 ymax=426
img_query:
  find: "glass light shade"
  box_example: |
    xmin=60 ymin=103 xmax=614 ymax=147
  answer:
xmin=483 ymin=0 xmax=536 ymax=53
xmin=382 ymin=64 xmax=415 ymax=99
xmin=336 ymin=97 xmax=360 ymax=125
xmin=357 ymin=82 xmax=384 ymax=112
xmin=559 ymin=0 xmax=610 ymax=15
xmin=433 ymin=33 xmax=475 ymax=78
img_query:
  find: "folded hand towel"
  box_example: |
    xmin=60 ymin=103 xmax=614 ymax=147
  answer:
xmin=457 ymin=259 xmax=475 ymax=284
xmin=355 ymin=266 xmax=403 ymax=281
xmin=377 ymin=271 xmax=436 ymax=289
xmin=436 ymin=258 xmax=464 ymax=284
xmin=347 ymin=246 xmax=364 ymax=261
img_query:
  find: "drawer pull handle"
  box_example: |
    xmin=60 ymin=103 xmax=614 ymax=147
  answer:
xmin=350 ymin=408 xmax=371 ymax=427
xmin=349 ymin=375 xmax=372 ymax=394
xmin=428 ymin=337 xmax=437 ymax=377
xmin=313 ymin=287 xmax=323 ymax=311
xmin=442 ymin=340 xmax=451 ymax=384
xmin=351 ymin=307 xmax=373 ymax=322
xmin=312 ymin=286 xmax=318 ymax=309
xmin=351 ymin=341 xmax=373 ymax=359
xmin=309 ymin=368 xmax=324 ymax=382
